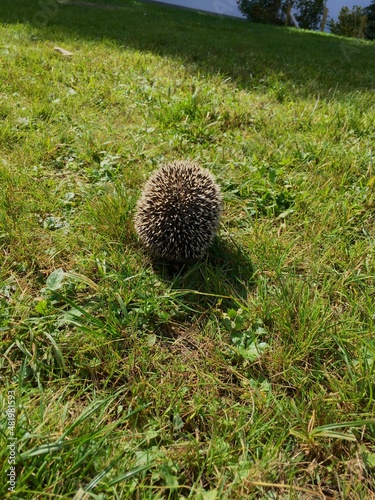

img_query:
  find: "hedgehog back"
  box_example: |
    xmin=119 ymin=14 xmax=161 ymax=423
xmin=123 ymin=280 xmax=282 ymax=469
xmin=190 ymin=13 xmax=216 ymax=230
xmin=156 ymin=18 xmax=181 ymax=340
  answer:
xmin=135 ymin=161 xmax=222 ymax=262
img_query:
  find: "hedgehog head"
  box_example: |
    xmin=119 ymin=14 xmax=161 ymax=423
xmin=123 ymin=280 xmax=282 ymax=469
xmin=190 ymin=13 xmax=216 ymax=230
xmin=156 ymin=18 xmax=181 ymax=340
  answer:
xmin=134 ymin=161 xmax=222 ymax=262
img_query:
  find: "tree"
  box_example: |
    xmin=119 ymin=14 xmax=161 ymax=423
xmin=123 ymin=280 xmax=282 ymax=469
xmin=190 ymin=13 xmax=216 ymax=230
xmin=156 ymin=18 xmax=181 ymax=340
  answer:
xmin=237 ymin=0 xmax=325 ymax=30
xmin=237 ymin=0 xmax=284 ymax=25
xmin=293 ymin=0 xmax=325 ymax=30
xmin=364 ymin=0 xmax=375 ymax=39
xmin=329 ymin=5 xmax=366 ymax=38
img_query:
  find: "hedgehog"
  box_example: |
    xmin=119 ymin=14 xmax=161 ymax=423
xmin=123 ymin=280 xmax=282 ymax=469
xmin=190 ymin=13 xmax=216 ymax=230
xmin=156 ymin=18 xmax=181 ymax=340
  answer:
xmin=134 ymin=160 xmax=223 ymax=262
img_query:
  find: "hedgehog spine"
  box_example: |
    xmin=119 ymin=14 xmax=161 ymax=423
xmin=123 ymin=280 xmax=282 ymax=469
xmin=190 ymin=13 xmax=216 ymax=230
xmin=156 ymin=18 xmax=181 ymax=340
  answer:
xmin=134 ymin=161 xmax=222 ymax=262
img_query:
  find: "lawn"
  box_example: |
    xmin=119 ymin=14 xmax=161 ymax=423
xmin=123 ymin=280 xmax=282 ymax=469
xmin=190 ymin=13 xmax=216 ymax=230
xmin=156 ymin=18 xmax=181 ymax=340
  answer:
xmin=1 ymin=0 xmax=375 ymax=498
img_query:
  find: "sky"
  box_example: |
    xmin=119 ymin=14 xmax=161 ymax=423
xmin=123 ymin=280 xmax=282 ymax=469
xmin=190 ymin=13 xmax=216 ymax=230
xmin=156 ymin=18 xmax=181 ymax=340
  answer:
xmin=150 ymin=0 xmax=371 ymax=21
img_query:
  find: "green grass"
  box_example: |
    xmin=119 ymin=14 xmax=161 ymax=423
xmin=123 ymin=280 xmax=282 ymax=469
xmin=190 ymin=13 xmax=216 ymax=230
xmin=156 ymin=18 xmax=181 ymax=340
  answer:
xmin=1 ymin=0 xmax=375 ymax=498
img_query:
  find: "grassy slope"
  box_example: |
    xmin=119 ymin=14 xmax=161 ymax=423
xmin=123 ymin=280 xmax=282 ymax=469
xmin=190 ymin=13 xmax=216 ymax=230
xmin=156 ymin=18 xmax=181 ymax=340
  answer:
xmin=1 ymin=0 xmax=375 ymax=498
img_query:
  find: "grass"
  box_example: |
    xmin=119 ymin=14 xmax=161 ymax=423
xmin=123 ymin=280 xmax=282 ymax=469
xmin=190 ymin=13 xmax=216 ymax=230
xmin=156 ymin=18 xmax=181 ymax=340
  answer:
xmin=1 ymin=0 xmax=375 ymax=497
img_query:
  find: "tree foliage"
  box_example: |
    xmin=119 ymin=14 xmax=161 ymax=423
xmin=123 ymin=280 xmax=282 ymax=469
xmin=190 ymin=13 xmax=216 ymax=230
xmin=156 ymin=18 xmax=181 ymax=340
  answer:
xmin=294 ymin=0 xmax=324 ymax=30
xmin=237 ymin=0 xmax=283 ymax=25
xmin=329 ymin=5 xmax=366 ymax=38
xmin=237 ymin=0 xmax=325 ymax=30
xmin=364 ymin=0 xmax=375 ymax=39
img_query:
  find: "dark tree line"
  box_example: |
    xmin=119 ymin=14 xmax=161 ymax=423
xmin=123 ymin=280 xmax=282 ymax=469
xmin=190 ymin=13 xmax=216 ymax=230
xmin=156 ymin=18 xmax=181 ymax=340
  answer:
xmin=363 ymin=0 xmax=375 ymax=39
xmin=237 ymin=0 xmax=325 ymax=30
xmin=330 ymin=1 xmax=375 ymax=39
xmin=237 ymin=0 xmax=375 ymax=38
